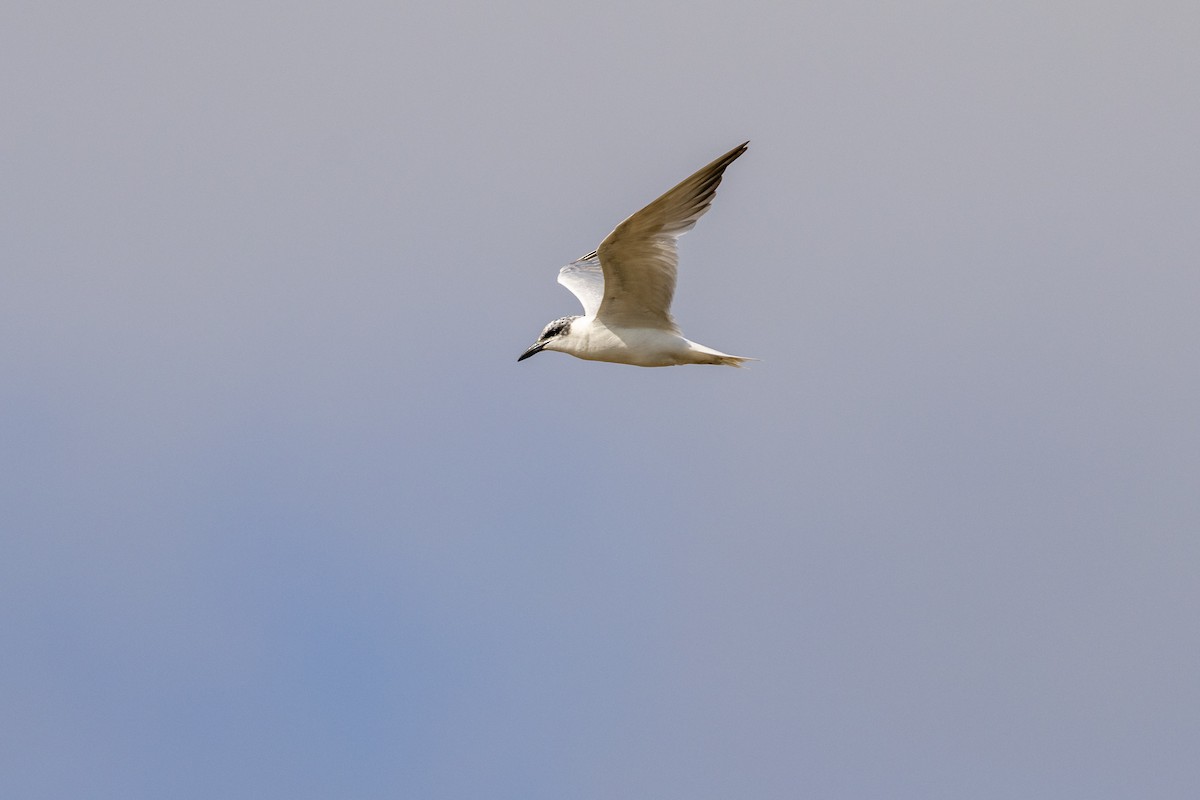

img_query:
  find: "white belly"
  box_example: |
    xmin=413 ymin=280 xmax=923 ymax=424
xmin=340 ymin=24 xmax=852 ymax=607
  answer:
xmin=566 ymin=321 xmax=694 ymax=367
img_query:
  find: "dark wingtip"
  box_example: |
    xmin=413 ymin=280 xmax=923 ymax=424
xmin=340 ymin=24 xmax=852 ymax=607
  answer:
xmin=713 ymin=141 xmax=749 ymax=172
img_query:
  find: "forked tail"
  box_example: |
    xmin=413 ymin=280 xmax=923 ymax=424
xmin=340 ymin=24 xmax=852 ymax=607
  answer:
xmin=687 ymin=341 xmax=758 ymax=368
xmin=712 ymin=354 xmax=758 ymax=368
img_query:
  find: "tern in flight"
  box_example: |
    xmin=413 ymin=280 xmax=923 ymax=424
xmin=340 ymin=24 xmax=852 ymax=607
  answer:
xmin=518 ymin=142 xmax=753 ymax=367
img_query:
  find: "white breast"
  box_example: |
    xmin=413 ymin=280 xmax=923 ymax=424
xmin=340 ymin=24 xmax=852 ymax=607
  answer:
xmin=558 ymin=318 xmax=694 ymax=367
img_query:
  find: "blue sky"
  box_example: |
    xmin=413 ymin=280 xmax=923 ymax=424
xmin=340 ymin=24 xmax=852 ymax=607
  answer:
xmin=3 ymin=2 xmax=1199 ymax=798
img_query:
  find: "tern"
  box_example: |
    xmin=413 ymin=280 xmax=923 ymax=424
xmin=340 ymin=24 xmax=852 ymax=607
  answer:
xmin=518 ymin=142 xmax=754 ymax=367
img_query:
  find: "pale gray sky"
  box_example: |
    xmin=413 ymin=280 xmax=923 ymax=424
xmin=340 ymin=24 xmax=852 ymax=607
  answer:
xmin=3 ymin=2 xmax=1199 ymax=798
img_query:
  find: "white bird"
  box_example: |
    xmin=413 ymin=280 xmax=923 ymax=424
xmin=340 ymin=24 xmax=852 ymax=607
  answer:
xmin=518 ymin=142 xmax=754 ymax=368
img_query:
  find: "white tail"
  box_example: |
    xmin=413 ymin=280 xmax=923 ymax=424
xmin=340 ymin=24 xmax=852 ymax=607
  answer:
xmin=686 ymin=341 xmax=758 ymax=368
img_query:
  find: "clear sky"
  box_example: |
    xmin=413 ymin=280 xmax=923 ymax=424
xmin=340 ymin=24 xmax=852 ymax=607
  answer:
xmin=3 ymin=2 xmax=1199 ymax=798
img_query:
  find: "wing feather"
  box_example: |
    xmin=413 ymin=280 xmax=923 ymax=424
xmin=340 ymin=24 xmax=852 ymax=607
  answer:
xmin=556 ymin=252 xmax=604 ymax=317
xmin=594 ymin=142 xmax=748 ymax=330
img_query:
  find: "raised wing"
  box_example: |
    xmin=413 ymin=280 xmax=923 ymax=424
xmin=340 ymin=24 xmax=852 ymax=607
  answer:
xmin=594 ymin=142 xmax=748 ymax=331
xmin=556 ymin=252 xmax=605 ymax=317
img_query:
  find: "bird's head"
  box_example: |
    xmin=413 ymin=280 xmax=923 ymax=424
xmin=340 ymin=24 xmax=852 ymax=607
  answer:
xmin=517 ymin=315 xmax=579 ymax=362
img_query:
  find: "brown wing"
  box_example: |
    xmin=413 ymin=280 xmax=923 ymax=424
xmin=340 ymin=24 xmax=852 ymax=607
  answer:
xmin=593 ymin=142 xmax=748 ymax=331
